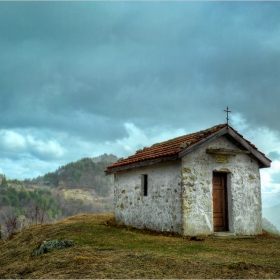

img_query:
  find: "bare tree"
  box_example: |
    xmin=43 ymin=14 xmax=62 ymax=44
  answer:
xmin=25 ymin=200 xmax=47 ymax=226
xmin=1 ymin=207 xmax=20 ymax=237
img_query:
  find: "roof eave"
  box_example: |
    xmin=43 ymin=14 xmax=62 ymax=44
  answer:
xmin=105 ymin=154 xmax=179 ymax=175
xmin=106 ymin=125 xmax=271 ymax=174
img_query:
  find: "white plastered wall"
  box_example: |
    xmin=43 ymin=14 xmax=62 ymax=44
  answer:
xmin=181 ymin=135 xmax=262 ymax=236
xmin=114 ymin=161 xmax=183 ymax=234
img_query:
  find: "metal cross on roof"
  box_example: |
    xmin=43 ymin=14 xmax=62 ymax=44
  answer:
xmin=223 ymin=106 xmax=231 ymax=125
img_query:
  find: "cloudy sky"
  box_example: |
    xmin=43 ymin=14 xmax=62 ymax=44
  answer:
xmin=0 ymin=1 xmax=280 ymax=205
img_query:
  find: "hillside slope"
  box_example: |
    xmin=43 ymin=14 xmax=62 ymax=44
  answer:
xmin=35 ymin=154 xmax=118 ymax=195
xmin=263 ymin=203 xmax=280 ymax=231
xmin=0 ymin=214 xmax=280 ymax=279
xmin=262 ymin=217 xmax=280 ymax=234
xmin=0 ymin=154 xmax=117 ymax=237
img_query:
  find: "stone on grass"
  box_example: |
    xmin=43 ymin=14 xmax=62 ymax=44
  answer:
xmin=32 ymin=239 xmax=75 ymax=256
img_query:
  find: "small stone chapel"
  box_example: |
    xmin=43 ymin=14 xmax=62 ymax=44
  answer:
xmin=105 ymin=124 xmax=271 ymax=236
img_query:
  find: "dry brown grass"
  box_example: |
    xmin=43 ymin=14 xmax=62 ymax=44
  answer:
xmin=60 ymin=188 xmax=96 ymax=203
xmin=0 ymin=213 xmax=280 ymax=279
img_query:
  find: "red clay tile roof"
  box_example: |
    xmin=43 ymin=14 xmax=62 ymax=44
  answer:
xmin=105 ymin=124 xmax=271 ymax=173
xmin=105 ymin=124 xmax=228 ymax=172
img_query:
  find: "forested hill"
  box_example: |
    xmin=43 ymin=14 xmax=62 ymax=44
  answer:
xmin=0 ymin=154 xmax=118 ymax=238
xmin=32 ymin=154 xmax=118 ymax=196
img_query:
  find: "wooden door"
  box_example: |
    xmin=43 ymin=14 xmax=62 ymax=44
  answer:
xmin=213 ymin=172 xmax=228 ymax=232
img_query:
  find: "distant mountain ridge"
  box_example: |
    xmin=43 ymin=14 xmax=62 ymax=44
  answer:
xmin=262 ymin=217 xmax=280 ymax=235
xmin=91 ymin=154 xmax=118 ymax=163
xmin=0 ymin=154 xmax=119 ymax=237
xmin=33 ymin=153 xmax=118 ymax=196
xmin=263 ymin=203 xmax=280 ymax=232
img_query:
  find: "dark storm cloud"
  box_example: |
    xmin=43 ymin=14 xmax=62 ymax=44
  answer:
xmin=1 ymin=1 xmax=280 ymax=141
xmin=0 ymin=1 xmax=280 ymax=183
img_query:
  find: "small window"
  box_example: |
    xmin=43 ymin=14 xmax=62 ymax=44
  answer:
xmin=141 ymin=174 xmax=148 ymax=196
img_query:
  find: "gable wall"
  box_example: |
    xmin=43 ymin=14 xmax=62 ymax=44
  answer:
xmin=114 ymin=161 xmax=182 ymax=233
xmin=181 ymin=135 xmax=262 ymax=236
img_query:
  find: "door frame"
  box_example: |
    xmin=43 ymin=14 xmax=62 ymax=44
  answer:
xmin=212 ymin=171 xmax=229 ymax=232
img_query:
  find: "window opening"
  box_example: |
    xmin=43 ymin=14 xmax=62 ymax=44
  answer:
xmin=142 ymin=174 xmax=148 ymax=196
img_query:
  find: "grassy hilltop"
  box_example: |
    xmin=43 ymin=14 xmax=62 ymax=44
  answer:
xmin=0 ymin=213 xmax=280 ymax=279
